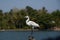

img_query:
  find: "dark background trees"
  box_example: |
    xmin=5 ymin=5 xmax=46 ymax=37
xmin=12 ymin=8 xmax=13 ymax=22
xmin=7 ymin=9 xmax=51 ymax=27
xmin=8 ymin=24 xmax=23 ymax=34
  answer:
xmin=0 ymin=6 xmax=60 ymax=30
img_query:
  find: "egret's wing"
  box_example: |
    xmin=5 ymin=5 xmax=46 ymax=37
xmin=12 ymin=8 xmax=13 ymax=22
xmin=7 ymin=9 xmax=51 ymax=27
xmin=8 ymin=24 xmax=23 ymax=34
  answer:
xmin=29 ymin=21 xmax=39 ymax=27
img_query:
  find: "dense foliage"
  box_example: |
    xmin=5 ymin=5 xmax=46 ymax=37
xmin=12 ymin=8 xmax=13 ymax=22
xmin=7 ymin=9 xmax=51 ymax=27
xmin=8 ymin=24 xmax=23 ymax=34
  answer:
xmin=0 ymin=6 xmax=60 ymax=30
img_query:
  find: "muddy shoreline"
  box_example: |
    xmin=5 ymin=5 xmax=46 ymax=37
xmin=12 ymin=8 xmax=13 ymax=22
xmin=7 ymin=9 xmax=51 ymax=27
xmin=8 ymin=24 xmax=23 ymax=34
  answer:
xmin=0 ymin=28 xmax=60 ymax=32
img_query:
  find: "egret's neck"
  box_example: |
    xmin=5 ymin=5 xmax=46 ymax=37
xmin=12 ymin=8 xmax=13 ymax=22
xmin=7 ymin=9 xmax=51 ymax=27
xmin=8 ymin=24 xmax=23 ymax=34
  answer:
xmin=26 ymin=17 xmax=29 ymax=23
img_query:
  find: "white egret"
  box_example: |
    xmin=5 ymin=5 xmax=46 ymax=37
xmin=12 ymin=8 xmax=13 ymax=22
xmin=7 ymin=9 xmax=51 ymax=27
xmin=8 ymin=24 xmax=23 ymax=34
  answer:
xmin=25 ymin=16 xmax=40 ymax=35
xmin=25 ymin=16 xmax=40 ymax=29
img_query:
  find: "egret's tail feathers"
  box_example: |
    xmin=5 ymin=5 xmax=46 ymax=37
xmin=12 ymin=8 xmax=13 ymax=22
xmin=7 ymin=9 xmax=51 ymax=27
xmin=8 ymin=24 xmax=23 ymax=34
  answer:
xmin=34 ymin=27 xmax=40 ymax=30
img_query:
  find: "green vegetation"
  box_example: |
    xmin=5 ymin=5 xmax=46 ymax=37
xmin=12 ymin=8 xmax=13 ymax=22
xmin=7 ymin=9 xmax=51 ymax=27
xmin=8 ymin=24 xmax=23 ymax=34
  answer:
xmin=0 ymin=6 xmax=60 ymax=30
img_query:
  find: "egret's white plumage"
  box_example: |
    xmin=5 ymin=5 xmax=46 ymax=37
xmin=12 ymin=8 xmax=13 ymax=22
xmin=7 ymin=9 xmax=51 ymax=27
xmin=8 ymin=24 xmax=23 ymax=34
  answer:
xmin=25 ymin=16 xmax=40 ymax=29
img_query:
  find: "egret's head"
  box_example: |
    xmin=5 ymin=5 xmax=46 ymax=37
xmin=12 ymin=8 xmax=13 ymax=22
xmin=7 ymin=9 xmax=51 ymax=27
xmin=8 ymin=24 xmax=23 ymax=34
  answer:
xmin=25 ymin=16 xmax=29 ymax=18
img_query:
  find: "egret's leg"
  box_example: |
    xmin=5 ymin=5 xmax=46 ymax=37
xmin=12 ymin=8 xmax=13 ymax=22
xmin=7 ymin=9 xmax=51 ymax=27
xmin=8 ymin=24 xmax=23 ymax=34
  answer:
xmin=31 ymin=28 xmax=32 ymax=36
xmin=31 ymin=27 xmax=34 ymax=36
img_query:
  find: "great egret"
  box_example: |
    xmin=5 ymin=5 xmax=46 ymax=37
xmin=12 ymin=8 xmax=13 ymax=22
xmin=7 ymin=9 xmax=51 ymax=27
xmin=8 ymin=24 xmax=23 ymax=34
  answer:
xmin=25 ymin=16 xmax=40 ymax=35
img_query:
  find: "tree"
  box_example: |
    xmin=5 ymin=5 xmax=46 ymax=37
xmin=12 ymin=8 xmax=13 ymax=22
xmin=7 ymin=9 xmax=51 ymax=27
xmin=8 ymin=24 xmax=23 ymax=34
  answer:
xmin=0 ymin=10 xmax=3 ymax=29
xmin=51 ymin=10 xmax=60 ymax=27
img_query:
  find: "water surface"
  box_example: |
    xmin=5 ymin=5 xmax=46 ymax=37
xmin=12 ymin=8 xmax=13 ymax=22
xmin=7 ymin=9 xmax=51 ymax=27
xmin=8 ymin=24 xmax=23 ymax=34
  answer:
xmin=0 ymin=31 xmax=60 ymax=40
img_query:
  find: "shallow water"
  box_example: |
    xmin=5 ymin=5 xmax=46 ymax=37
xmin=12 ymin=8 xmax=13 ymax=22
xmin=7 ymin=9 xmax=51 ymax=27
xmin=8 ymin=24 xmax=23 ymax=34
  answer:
xmin=0 ymin=31 xmax=60 ymax=40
